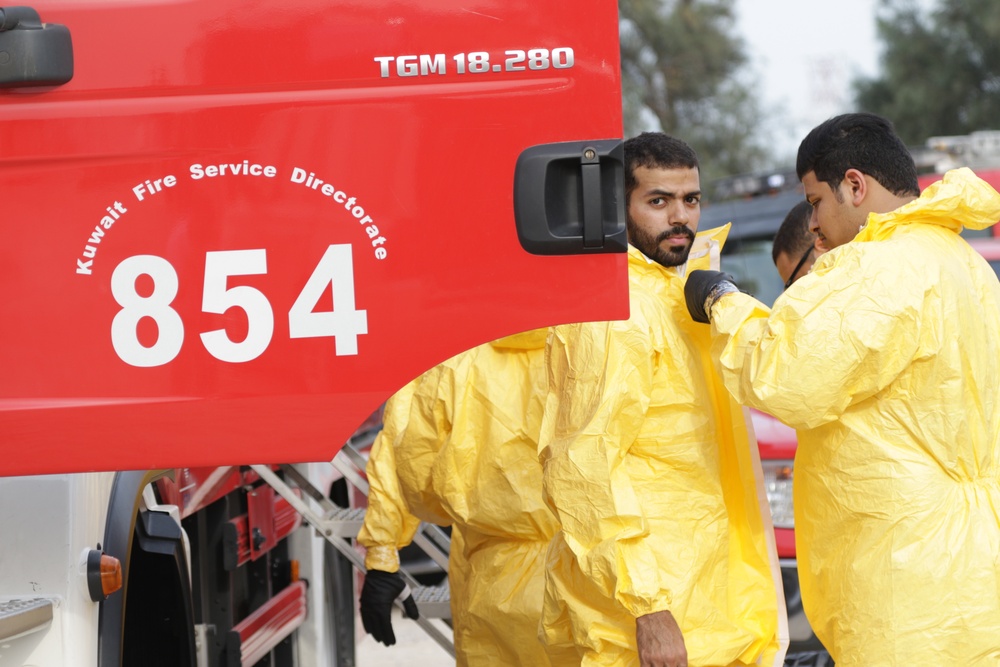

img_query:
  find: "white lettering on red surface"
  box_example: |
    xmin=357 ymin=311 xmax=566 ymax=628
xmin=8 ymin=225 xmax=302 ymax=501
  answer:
xmin=132 ymin=174 xmax=178 ymax=201
xmin=189 ymin=161 xmax=277 ymax=180
xmin=289 ymin=167 xmax=388 ymax=259
xmin=110 ymin=245 xmax=368 ymax=366
xmin=374 ymin=47 xmax=575 ymax=77
xmin=75 ymin=162 xmax=390 ymax=276
xmin=75 ymin=200 xmax=129 ymax=274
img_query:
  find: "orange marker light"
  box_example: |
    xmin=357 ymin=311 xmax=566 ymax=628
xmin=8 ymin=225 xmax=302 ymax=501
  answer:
xmin=87 ymin=550 xmax=123 ymax=601
xmin=100 ymin=554 xmax=123 ymax=597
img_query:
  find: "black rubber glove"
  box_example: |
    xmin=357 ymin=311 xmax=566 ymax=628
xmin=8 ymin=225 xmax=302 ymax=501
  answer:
xmin=359 ymin=569 xmax=420 ymax=646
xmin=684 ymin=269 xmax=737 ymax=323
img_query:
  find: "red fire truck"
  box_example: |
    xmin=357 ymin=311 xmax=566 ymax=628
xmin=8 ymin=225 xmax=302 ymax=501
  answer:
xmin=0 ymin=2 xmax=628 ymax=665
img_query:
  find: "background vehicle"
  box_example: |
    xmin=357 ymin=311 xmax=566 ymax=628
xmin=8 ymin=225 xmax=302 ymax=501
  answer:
xmin=0 ymin=2 xmax=627 ymax=665
xmin=700 ymin=144 xmax=1000 ymax=667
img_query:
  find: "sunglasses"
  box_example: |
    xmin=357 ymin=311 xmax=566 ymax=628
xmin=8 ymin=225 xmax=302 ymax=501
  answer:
xmin=783 ymin=246 xmax=814 ymax=291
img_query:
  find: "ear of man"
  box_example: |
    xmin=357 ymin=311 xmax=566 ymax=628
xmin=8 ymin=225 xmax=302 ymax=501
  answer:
xmin=843 ymin=168 xmax=868 ymax=207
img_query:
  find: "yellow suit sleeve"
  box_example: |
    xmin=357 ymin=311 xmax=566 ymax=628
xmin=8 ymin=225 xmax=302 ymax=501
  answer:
xmin=710 ymin=244 xmax=925 ymax=430
xmin=357 ymin=382 xmax=423 ymax=572
xmin=394 ymin=361 xmax=458 ymax=528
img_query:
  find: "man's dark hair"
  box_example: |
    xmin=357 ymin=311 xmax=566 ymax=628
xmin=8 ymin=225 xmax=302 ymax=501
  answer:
xmin=624 ymin=132 xmax=699 ymax=203
xmin=796 ymin=112 xmax=919 ymax=198
xmin=771 ymin=200 xmax=815 ymax=263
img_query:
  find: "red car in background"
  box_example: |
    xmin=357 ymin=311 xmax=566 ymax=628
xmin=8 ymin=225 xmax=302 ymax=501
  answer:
xmin=701 ymin=167 xmax=1000 ymax=667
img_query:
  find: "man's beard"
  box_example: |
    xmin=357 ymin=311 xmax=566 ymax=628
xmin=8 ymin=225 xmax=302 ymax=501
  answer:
xmin=627 ymin=221 xmax=695 ymax=268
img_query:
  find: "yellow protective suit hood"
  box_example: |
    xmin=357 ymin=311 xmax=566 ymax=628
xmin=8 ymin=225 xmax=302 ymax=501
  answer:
xmin=709 ymin=168 xmax=1000 ymax=665
xmin=858 ymin=167 xmax=1000 ymax=241
xmin=539 ymin=226 xmax=787 ymax=667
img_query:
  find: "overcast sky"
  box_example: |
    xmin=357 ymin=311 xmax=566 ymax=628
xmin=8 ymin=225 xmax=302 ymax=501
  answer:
xmin=734 ymin=0 xmax=882 ymax=164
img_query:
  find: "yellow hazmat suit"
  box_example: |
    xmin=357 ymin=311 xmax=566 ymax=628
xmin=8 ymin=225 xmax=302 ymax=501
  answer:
xmin=539 ymin=228 xmax=787 ymax=667
xmin=708 ymin=168 xmax=1000 ymax=666
xmin=362 ymin=328 xmax=572 ymax=666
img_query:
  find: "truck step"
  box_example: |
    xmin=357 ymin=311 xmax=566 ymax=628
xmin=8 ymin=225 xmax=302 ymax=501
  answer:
xmin=412 ymin=583 xmax=451 ymax=619
xmin=226 ymin=581 xmax=307 ymax=667
xmin=0 ymin=598 xmax=53 ymax=642
xmin=322 ymin=506 xmax=367 ymax=538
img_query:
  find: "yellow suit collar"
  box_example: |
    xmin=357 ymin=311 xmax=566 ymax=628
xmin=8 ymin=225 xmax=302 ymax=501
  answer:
xmin=858 ymin=167 xmax=1000 ymax=242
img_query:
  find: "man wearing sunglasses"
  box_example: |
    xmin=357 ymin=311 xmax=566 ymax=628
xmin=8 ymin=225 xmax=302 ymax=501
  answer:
xmin=771 ymin=200 xmax=824 ymax=290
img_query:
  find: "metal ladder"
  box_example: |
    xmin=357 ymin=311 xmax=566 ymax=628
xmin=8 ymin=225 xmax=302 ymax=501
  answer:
xmin=250 ymin=430 xmax=455 ymax=656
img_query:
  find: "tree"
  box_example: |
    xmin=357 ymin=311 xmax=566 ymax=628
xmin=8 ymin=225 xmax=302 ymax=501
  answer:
xmin=855 ymin=0 xmax=1000 ymax=145
xmin=619 ymin=0 xmax=773 ymax=180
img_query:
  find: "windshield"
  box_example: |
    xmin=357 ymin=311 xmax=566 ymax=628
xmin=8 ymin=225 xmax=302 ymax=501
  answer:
xmin=720 ymin=238 xmax=784 ymax=307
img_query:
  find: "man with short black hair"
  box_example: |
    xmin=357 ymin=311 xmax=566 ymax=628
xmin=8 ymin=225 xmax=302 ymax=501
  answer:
xmin=771 ymin=199 xmax=822 ymax=289
xmin=539 ymin=132 xmax=786 ymax=667
xmin=685 ymin=112 xmax=1000 ymax=666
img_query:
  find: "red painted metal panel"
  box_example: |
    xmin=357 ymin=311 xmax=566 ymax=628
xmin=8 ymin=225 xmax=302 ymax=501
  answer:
xmin=750 ymin=409 xmax=798 ymax=460
xmin=247 ymin=484 xmax=278 ymax=560
xmin=0 ymin=0 xmax=627 ymax=475
xmin=232 ymin=580 xmax=308 ymax=666
xmin=775 ymin=528 xmax=796 ymax=559
xmin=229 ymin=492 xmax=304 ymax=568
xmin=157 ymin=466 xmax=272 ymax=518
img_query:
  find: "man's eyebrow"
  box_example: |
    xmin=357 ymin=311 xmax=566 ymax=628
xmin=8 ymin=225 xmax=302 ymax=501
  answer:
xmin=644 ymin=188 xmax=702 ymax=198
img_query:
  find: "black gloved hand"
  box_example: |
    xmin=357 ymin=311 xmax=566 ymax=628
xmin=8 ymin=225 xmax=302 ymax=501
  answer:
xmin=684 ymin=270 xmax=737 ymax=324
xmin=359 ymin=569 xmax=420 ymax=646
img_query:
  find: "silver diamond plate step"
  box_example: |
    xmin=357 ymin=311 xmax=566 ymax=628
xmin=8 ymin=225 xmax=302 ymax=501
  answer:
xmin=412 ymin=583 xmax=451 ymax=619
xmin=323 ymin=506 xmax=367 ymax=538
xmin=0 ymin=598 xmax=53 ymax=642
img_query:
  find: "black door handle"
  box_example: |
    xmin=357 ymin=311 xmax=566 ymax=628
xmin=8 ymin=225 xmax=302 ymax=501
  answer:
xmin=0 ymin=6 xmax=73 ymax=88
xmin=513 ymin=139 xmax=626 ymax=255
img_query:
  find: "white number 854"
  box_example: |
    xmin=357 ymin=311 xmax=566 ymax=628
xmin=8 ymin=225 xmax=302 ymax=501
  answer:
xmin=110 ymin=244 xmax=368 ymax=367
